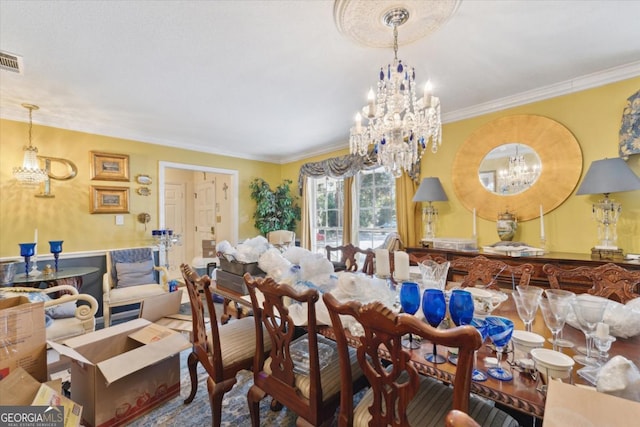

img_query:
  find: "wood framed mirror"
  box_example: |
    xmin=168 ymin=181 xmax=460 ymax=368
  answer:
xmin=452 ymin=115 xmax=582 ymax=221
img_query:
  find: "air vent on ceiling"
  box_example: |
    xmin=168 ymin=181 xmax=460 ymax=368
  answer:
xmin=0 ymin=50 xmax=24 ymax=74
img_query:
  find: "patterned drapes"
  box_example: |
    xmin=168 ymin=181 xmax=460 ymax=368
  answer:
xmin=297 ymin=153 xmax=376 ymax=195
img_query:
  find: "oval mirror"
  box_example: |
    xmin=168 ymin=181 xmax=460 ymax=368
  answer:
xmin=479 ymin=143 xmax=542 ymax=195
xmin=452 ymin=115 xmax=582 ymax=222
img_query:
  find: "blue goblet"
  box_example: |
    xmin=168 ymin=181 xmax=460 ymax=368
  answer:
xmin=400 ymin=282 xmax=421 ymax=349
xmin=485 ymin=316 xmax=515 ymax=381
xmin=470 ymin=318 xmax=489 ymax=381
xmin=423 ymin=289 xmax=446 ymax=364
xmin=49 ymin=240 xmax=63 ymax=272
xmin=448 ymin=289 xmax=474 ymax=365
xmin=19 ymin=243 xmax=36 ymax=277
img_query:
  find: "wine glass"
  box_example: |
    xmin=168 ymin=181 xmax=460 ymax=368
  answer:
xmin=544 ymin=289 xmax=575 ymax=348
xmin=399 ymin=282 xmax=421 ymax=349
xmin=19 ymin=243 xmax=36 ymax=277
xmin=422 ymin=289 xmax=446 ymax=364
xmin=470 ymin=318 xmax=488 ymax=382
xmin=448 ymin=289 xmax=474 ymax=365
xmin=571 ymin=296 xmax=607 ymax=366
xmin=513 ymin=285 xmax=542 ymax=332
xmin=49 ymin=240 xmax=64 ymax=272
xmin=485 ymin=316 xmax=515 ymax=381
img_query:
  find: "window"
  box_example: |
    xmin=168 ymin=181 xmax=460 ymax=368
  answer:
xmin=355 ymin=167 xmax=396 ymax=249
xmin=310 ymin=176 xmax=344 ymax=255
xmin=309 ymin=167 xmax=396 ymax=256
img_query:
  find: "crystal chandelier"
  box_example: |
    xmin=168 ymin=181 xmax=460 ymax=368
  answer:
xmin=349 ymin=8 xmax=442 ymax=178
xmin=497 ymin=145 xmax=540 ymax=194
xmin=13 ymin=104 xmax=48 ymax=185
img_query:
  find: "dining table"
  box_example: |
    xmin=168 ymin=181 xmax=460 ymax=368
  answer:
xmin=211 ymin=280 xmax=640 ymax=421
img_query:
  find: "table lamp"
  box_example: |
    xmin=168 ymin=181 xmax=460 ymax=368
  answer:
xmin=413 ymin=177 xmax=448 ymax=240
xmin=576 ymin=157 xmax=640 ymax=253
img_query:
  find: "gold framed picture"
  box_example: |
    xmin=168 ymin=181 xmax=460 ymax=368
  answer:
xmin=90 ymin=151 xmax=130 ymax=181
xmin=90 ymin=186 xmax=130 ymax=214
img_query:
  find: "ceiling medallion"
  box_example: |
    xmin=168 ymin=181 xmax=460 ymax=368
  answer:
xmin=334 ymin=0 xmax=461 ymax=48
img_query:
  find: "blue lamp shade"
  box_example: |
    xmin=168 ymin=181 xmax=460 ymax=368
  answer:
xmin=576 ymin=158 xmax=640 ymax=195
xmin=413 ymin=177 xmax=448 ymax=202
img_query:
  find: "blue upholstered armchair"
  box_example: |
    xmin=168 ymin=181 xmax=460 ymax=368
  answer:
xmin=102 ymin=247 xmax=166 ymax=326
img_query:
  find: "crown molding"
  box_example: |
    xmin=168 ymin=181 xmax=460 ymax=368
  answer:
xmin=443 ymin=61 xmax=640 ymax=124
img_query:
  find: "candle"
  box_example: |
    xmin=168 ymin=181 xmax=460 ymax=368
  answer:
xmin=375 ymin=249 xmax=390 ymax=277
xmin=423 ymin=80 xmax=433 ymax=108
xmin=367 ymin=88 xmax=375 ymax=117
xmin=472 ymin=208 xmax=477 ymax=237
xmin=394 ymin=251 xmax=410 ymax=281
xmin=34 ymin=228 xmax=38 ymax=257
xmin=355 ymin=112 xmax=362 ymax=133
xmin=540 ymin=205 xmax=545 ymax=240
xmin=596 ymin=322 xmax=609 ymax=339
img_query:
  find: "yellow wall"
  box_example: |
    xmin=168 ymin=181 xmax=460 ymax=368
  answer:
xmin=282 ymin=77 xmax=640 ymax=254
xmin=2 ymin=77 xmax=638 ymax=258
xmin=0 ymin=122 xmax=280 ymax=257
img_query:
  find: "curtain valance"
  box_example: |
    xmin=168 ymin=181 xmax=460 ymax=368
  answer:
xmin=297 ymin=153 xmax=377 ymax=194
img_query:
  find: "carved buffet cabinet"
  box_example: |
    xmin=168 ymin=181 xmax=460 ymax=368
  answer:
xmin=406 ymin=247 xmax=640 ymax=295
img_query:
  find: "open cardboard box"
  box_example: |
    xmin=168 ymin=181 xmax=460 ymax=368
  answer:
xmin=0 ymin=295 xmax=47 ymax=382
xmin=48 ymin=318 xmax=190 ymax=427
xmin=0 ymin=366 xmax=82 ymax=427
xmin=544 ymin=380 xmax=640 ymax=426
xmin=140 ymin=289 xmax=206 ymax=339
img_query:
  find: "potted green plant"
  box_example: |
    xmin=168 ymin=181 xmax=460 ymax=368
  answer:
xmin=249 ymin=178 xmax=301 ymax=235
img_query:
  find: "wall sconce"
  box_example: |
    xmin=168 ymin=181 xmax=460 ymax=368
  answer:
xmin=12 ymin=103 xmax=77 ymax=197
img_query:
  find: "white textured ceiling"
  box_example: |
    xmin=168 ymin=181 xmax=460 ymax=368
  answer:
xmin=1 ymin=0 xmax=639 ymax=163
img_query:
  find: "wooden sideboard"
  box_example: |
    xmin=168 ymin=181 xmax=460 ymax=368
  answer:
xmin=406 ymin=247 xmax=640 ymax=294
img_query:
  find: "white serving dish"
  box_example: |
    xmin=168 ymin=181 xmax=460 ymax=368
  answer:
xmin=530 ymin=348 xmax=575 ymax=379
xmin=465 ymin=287 xmax=508 ymax=317
xmin=512 ymin=330 xmax=545 ymax=354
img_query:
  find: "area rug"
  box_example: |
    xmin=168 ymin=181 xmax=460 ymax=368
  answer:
xmin=128 ymin=350 xmax=299 ymax=426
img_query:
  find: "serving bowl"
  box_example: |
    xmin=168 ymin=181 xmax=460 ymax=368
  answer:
xmin=465 ymin=287 xmax=508 ymax=317
xmin=530 ymin=348 xmax=575 ymax=379
xmin=512 ymin=330 xmax=545 ymax=359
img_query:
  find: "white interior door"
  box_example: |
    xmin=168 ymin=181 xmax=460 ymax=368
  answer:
xmin=164 ymin=183 xmax=186 ymax=273
xmin=195 ymin=178 xmax=216 ymax=257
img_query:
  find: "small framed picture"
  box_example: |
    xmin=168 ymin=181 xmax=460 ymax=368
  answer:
xmin=90 ymin=186 xmax=130 ymax=214
xmin=90 ymin=151 xmax=130 ymax=181
xmin=479 ymin=170 xmax=496 ymax=192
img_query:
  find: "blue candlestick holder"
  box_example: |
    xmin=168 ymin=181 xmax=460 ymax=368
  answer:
xmin=19 ymin=243 xmax=36 ymax=277
xmin=49 ymin=240 xmax=64 ymax=272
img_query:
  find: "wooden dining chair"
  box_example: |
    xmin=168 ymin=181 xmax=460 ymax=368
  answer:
xmin=543 ymin=262 xmax=640 ymax=303
xmin=181 ymin=264 xmax=271 ymax=427
xmin=325 ymin=243 xmax=374 ymax=275
xmin=243 ymin=273 xmax=365 ymax=426
xmin=323 ymin=293 xmax=519 ymax=427
xmin=450 ymin=255 xmax=534 ymax=290
xmin=445 ymin=410 xmax=481 ymax=427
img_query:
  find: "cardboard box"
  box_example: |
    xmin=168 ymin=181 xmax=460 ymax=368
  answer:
xmin=0 ymin=296 xmax=47 ymax=382
xmin=48 ymin=318 xmax=190 ymax=427
xmin=544 ymin=380 xmax=640 ymax=427
xmin=140 ymin=290 xmax=206 ymax=339
xmin=0 ymin=366 xmax=82 ymax=427
xmin=202 ymin=240 xmax=216 ymax=257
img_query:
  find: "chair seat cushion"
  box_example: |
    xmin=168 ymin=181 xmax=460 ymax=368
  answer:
xmin=353 ymin=372 xmax=518 ymax=427
xmin=264 ymin=333 xmax=363 ymax=401
xmin=107 ymin=284 xmax=165 ymax=305
xmin=214 ymin=317 xmax=272 ymax=368
xmin=47 ymin=317 xmax=95 ymax=343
